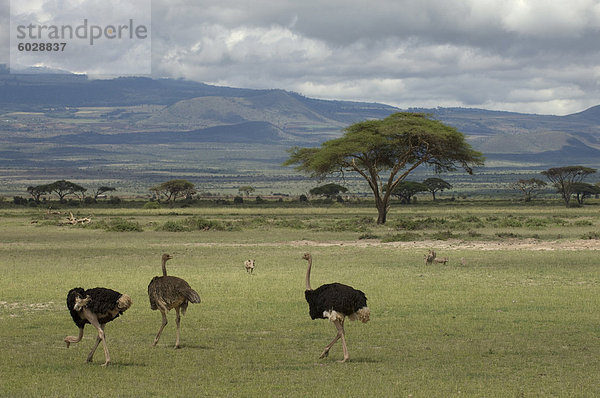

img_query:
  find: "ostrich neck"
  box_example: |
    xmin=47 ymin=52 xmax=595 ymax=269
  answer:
xmin=305 ymin=257 xmax=312 ymax=291
xmin=161 ymin=260 xmax=168 ymax=277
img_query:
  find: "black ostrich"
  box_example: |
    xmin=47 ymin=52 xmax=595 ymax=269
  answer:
xmin=148 ymin=253 xmax=201 ymax=348
xmin=302 ymin=252 xmax=370 ymax=362
xmin=64 ymin=287 xmax=132 ymax=366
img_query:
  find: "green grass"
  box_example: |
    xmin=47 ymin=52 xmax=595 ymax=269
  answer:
xmin=0 ymin=205 xmax=599 ymax=397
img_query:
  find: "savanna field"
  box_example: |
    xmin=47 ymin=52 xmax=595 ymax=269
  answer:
xmin=1 ymin=201 xmax=599 ymax=397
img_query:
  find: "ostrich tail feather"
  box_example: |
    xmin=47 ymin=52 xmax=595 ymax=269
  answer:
xmin=348 ymin=306 xmax=370 ymax=323
xmin=185 ymin=288 xmax=201 ymax=304
xmin=118 ymin=294 xmax=133 ymax=312
xmin=357 ymin=306 xmax=370 ymax=323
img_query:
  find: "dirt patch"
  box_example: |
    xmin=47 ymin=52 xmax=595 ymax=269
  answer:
xmin=178 ymin=239 xmax=600 ymax=251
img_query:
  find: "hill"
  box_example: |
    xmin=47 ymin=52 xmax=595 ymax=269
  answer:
xmin=0 ymin=74 xmax=598 ymax=195
xmin=409 ymin=107 xmax=600 ymax=165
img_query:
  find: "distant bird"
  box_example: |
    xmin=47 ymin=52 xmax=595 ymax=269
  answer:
xmin=302 ymin=253 xmax=370 ymax=362
xmin=148 ymin=253 xmax=201 ymax=348
xmin=244 ymin=259 xmax=255 ymax=274
xmin=64 ymin=287 xmax=132 ymax=366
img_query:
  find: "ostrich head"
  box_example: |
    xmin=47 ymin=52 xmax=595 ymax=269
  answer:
xmin=302 ymin=253 xmax=311 ymax=261
xmin=73 ymin=294 xmax=91 ymax=311
xmin=162 ymin=253 xmax=173 ymax=262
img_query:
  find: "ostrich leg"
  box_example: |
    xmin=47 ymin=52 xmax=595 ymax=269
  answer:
xmin=84 ymin=310 xmax=111 ymax=366
xmin=86 ymin=324 xmax=107 ymax=364
xmin=337 ymin=319 xmax=350 ymax=363
xmin=152 ymin=310 xmax=168 ymax=346
xmin=175 ymin=307 xmax=181 ymax=349
xmin=64 ymin=327 xmax=84 ymax=347
xmin=319 ymin=319 xmax=345 ymax=360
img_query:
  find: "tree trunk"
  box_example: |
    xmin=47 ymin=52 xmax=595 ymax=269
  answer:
xmin=375 ymin=197 xmax=389 ymax=224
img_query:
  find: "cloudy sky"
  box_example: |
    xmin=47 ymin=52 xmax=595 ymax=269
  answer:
xmin=3 ymin=0 xmax=600 ymax=115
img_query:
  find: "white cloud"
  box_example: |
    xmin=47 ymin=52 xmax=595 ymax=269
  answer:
xmin=4 ymin=0 xmax=600 ymax=114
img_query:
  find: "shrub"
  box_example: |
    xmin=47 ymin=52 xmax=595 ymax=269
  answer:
xmin=157 ymin=217 xmax=234 ymax=232
xmin=358 ymin=233 xmax=379 ymax=240
xmin=144 ymin=201 xmax=161 ymax=209
xmin=581 ymin=231 xmax=600 ymax=240
xmin=498 ymin=217 xmax=523 ymax=228
xmin=100 ymin=218 xmax=143 ymax=232
xmin=394 ymin=218 xmax=420 ymax=231
xmin=233 ymin=196 xmax=244 ymax=204
xmin=13 ymin=196 xmax=27 ymax=206
xmin=160 ymin=220 xmax=189 ymax=232
xmin=573 ymin=220 xmax=593 ymax=227
xmin=524 ymin=218 xmax=548 ymax=228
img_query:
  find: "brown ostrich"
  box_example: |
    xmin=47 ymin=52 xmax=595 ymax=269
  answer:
xmin=148 ymin=253 xmax=201 ymax=348
xmin=302 ymin=253 xmax=370 ymax=362
xmin=64 ymin=287 xmax=132 ymax=366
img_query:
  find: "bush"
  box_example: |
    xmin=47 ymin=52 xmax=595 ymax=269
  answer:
xmin=524 ymin=218 xmax=548 ymax=228
xmin=160 ymin=220 xmax=189 ymax=232
xmin=581 ymin=231 xmax=600 ymax=240
xmin=498 ymin=217 xmax=523 ymax=228
xmin=97 ymin=218 xmax=143 ymax=232
xmin=13 ymin=196 xmax=27 ymax=206
xmin=573 ymin=220 xmax=593 ymax=227
xmin=144 ymin=201 xmax=161 ymax=209
xmin=394 ymin=218 xmax=420 ymax=231
xmin=496 ymin=232 xmax=521 ymax=239
xmin=358 ymin=233 xmax=379 ymax=240
xmin=157 ymin=217 xmax=234 ymax=232
xmin=234 ymin=196 xmax=244 ymax=204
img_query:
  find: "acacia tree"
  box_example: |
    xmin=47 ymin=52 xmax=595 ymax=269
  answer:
xmin=422 ymin=177 xmax=452 ymax=201
xmin=46 ymin=180 xmax=86 ymax=203
xmin=390 ymin=181 xmax=427 ymax=204
xmin=571 ymin=182 xmax=600 ymax=205
xmin=92 ymin=186 xmax=116 ymax=201
xmin=541 ymin=166 xmax=596 ymax=207
xmin=27 ymin=184 xmax=50 ymax=203
xmin=309 ymin=183 xmax=348 ymax=198
xmin=150 ymin=179 xmax=196 ymax=205
xmin=284 ymin=112 xmax=484 ymax=224
xmin=510 ymin=178 xmax=547 ymax=202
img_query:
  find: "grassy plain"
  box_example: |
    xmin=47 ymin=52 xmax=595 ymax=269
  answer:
xmin=0 ymin=203 xmax=599 ymax=397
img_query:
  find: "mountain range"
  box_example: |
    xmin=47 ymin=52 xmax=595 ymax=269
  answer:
xmin=0 ymin=73 xmax=598 ymax=194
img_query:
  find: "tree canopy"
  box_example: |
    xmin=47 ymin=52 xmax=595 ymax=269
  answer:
xmin=150 ymin=179 xmax=196 ymax=205
xmin=284 ymin=112 xmax=484 ymax=223
xmin=510 ymin=178 xmax=547 ymax=202
xmin=422 ymin=177 xmax=452 ymax=201
xmin=390 ymin=181 xmax=428 ymax=204
xmin=571 ymin=182 xmax=600 ymax=205
xmin=309 ymin=183 xmax=348 ymax=198
xmin=46 ymin=180 xmax=86 ymax=203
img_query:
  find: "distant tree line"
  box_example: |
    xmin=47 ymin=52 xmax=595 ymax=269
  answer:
xmin=18 ymin=180 xmax=116 ymax=205
xmin=13 ymin=167 xmax=599 ymax=210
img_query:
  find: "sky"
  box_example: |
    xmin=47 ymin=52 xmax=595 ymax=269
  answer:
xmin=2 ymin=0 xmax=600 ymax=115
